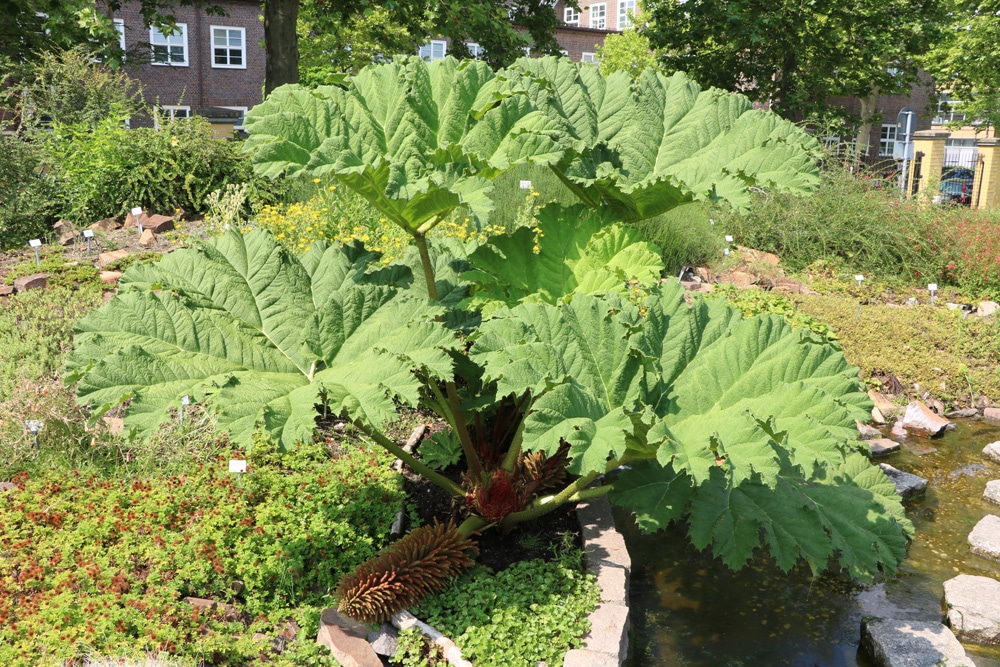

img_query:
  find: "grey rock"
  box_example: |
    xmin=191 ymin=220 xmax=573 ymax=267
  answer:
xmin=985 ymin=408 xmax=1000 ymax=424
xmin=0 ymin=481 xmax=18 ymax=492
xmin=901 ymin=401 xmax=951 ymax=435
xmin=869 ymin=391 xmax=901 ymax=418
xmin=902 ymin=441 xmax=938 ymax=456
xmin=978 ymin=301 xmax=999 ymax=318
xmin=891 ymin=421 xmax=908 ymax=438
xmin=562 ymin=649 xmax=619 ymax=667
xmin=860 ymin=618 xmax=974 ymax=667
xmin=367 ymin=623 xmax=398 ymax=657
xmin=985 ymin=442 xmax=1000 ymax=464
xmin=926 ymin=397 xmax=946 ymax=416
xmin=879 ymin=464 xmax=928 ymax=501
xmin=968 ymin=514 xmax=1000 ymax=562
xmin=0 ymin=285 xmax=12 ymax=297
xmin=945 ymin=408 xmax=979 ymax=418
xmin=581 ymin=603 xmax=629 ymax=661
xmin=985 ymin=480 xmax=1000 ymax=506
xmin=871 ymin=407 xmax=886 ymax=425
xmin=869 ymin=438 xmax=901 ymax=457
xmin=905 ymin=297 xmax=920 ymax=306
xmin=577 ymin=495 xmax=631 ymax=572
xmin=943 ymin=574 xmax=1000 ymax=645
xmin=857 ymin=421 xmax=883 ymax=440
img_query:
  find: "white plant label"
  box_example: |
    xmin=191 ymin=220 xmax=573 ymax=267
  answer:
xmin=723 ymin=247 xmax=730 ymax=256
xmin=709 ymin=219 xmax=715 ymax=225
xmin=725 ymin=235 xmax=734 ymax=243
xmin=519 ymin=180 xmax=532 ymax=189
xmin=82 ymin=230 xmax=94 ymax=238
xmin=855 ymin=275 xmax=864 ymax=282
xmin=181 ymin=395 xmax=190 ymax=406
xmin=928 ymin=283 xmax=938 ymax=292
xmin=28 ymin=239 xmax=42 ymax=248
xmin=228 ymin=460 xmax=247 ymax=474
xmin=130 ymin=206 xmax=143 ymax=218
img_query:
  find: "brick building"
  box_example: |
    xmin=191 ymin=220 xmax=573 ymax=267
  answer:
xmin=113 ymin=0 xmax=264 ymax=129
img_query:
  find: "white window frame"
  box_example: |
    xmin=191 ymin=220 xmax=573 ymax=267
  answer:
xmin=564 ymin=6 xmax=580 ymax=25
xmin=466 ymin=42 xmax=485 ymax=60
xmin=114 ymin=18 xmax=126 ymax=52
xmin=210 ymin=25 xmax=246 ymax=69
xmin=154 ymin=105 xmax=190 ymax=130
xmin=150 ymin=23 xmax=188 ymax=66
xmin=589 ymin=3 xmax=606 ymax=29
xmin=418 ymin=40 xmax=448 ymax=61
xmin=878 ymin=124 xmax=897 ymax=157
xmin=617 ymin=0 xmax=635 ymax=29
xmin=581 ymin=52 xmax=597 ymax=63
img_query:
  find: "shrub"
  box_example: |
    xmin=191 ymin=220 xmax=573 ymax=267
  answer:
xmin=632 ymin=202 xmax=722 ymax=274
xmin=716 ymin=165 xmax=950 ymax=281
xmin=0 ymin=440 xmax=402 ymax=666
xmin=0 ymin=135 xmax=58 ymax=249
xmin=43 ymin=115 xmax=269 ymax=223
xmin=943 ymin=210 xmax=1000 ymax=301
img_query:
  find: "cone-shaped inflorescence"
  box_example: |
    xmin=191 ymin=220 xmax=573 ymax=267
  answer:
xmin=336 ymin=521 xmax=478 ymax=624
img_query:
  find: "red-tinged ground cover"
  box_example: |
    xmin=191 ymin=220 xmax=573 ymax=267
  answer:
xmin=0 ymin=440 xmax=402 ymax=667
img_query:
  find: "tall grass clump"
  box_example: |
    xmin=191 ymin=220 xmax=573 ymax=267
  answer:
xmin=716 ymin=166 xmax=949 ymax=281
xmin=632 ymin=202 xmax=723 ymax=274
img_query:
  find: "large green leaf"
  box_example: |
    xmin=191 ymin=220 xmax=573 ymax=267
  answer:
xmin=472 ymin=294 xmax=642 ymax=475
xmin=243 ymin=57 xmax=566 ymax=233
xmin=461 ymin=203 xmax=663 ymax=315
xmin=66 ymin=230 xmax=457 ymax=448
xmin=503 ymin=58 xmax=821 ymax=219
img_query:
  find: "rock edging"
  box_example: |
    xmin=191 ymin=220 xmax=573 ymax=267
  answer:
xmin=564 ymin=493 xmax=631 ymax=667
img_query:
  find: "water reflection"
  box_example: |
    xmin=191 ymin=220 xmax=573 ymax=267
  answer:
xmin=622 ymin=420 xmax=1000 ymax=667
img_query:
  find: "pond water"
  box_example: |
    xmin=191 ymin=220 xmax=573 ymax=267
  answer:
xmin=621 ymin=419 xmax=1000 ymax=667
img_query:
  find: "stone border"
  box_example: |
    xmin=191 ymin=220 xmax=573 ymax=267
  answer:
xmin=564 ymin=493 xmax=631 ymax=667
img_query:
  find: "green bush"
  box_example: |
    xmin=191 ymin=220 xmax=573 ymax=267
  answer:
xmin=632 ymin=202 xmax=723 ymax=274
xmin=44 ymin=116 xmax=276 ymax=223
xmin=0 ymin=135 xmax=58 ymax=249
xmin=0 ymin=440 xmax=402 ymax=666
xmin=716 ymin=166 xmax=949 ymax=281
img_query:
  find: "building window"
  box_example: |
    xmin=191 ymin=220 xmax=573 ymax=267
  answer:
xmin=150 ymin=23 xmax=188 ymax=66
xmin=879 ymin=124 xmax=897 ymax=157
xmin=589 ymin=3 xmax=606 ymax=29
xmin=618 ymin=0 xmax=635 ymax=29
xmin=211 ymin=26 xmax=245 ymax=68
xmin=581 ymin=52 xmax=597 ymax=63
xmin=418 ymin=40 xmax=447 ymax=61
xmin=154 ymin=105 xmax=190 ymax=130
xmin=933 ymin=94 xmax=966 ymax=125
xmin=114 ymin=18 xmax=125 ymax=51
xmin=467 ymin=42 xmax=485 ymax=60
xmin=564 ymin=6 xmax=580 ymax=25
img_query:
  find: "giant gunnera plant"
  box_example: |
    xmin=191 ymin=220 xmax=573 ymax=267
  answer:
xmin=66 ymin=57 xmax=912 ymax=624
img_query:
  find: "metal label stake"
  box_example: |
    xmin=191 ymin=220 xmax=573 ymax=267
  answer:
xmin=25 ymin=420 xmax=43 ymax=449
xmin=28 ymin=239 xmax=42 ymax=266
xmin=179 ymin=395 xmax=190 ymax=427
xmin=131 ymin=207 xmax=144 ymax=234
xmin=928 ymin=283 xmax=938 ymax=304
xmin=83 ymin=230 xmax=94 ymax=255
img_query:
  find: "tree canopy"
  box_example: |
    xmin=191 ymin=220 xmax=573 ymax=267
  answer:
xmin=923 ymin=0 xmax=1000 ymax=132
xmin=643 ymin=0 xmax=946 ymax=123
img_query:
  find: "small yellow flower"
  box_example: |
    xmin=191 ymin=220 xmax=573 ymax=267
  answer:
xmin=313 ymin=178 xmax=321 ymax=184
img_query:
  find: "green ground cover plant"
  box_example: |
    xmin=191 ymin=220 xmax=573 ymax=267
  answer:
xmin=395 ymin=549 xmax=600 ymax=667
xmin=0 ymin=439 xmax=402 ymax=667
xmin=66 ymin=56 xmax=912 ymax=631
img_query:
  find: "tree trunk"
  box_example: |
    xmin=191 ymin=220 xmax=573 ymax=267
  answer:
xmin=854 ymin=89 xmax=880 ymax=165
xmin=264 ymin=0 xmax=299 ymax=97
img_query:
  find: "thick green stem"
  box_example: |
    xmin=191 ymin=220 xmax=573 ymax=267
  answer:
xmin=447 ymin=382 xmax=484 ymax=480
xmin=567 ymin=484 xmax=612 ymax=504
xmin=413 ymin=232 xmax=439 ymax=301
xmin=499 ymin=470 xmax=603 ymax=529
xmin=425 ymin=379 xmax=456 ymax=429
xmin=357 ymin=422 xmax=464 ymax=498
xmin=456 ymin=515 xmax=490 ymax=539
xmin=500 ymin=415 xmax=527 ymax=473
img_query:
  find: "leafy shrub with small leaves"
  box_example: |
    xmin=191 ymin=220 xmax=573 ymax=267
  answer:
xmin=0 ymin=135 xmax=59 ymax=249
xmin=712 ymin=284 xmax=838 ymax=342
xmin=0 ymin=440 xmax=402 ymax=666
xmin=43 ymin=116 xmax=277 ymax=224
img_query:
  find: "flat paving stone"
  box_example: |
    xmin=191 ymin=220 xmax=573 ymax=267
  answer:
xmin=860 ymin=618 xmax=974 ymax=667
xmin=580 ymin=603 xmax=629 ymax=660
xmin=968 ymin=514 xmax=1000 ymax=562
xmin=985 ymin=480 xmax=1000 ymax=506
xmin=943 ymin=574 xmax=1000 ymax=645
